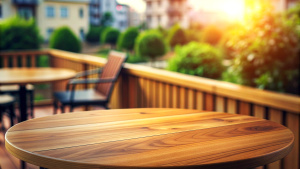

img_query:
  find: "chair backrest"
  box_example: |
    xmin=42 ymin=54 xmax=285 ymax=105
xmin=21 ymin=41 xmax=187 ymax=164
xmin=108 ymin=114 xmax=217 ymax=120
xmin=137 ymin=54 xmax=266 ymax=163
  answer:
xmin=96 ymin=51 xmax=127 ymax=99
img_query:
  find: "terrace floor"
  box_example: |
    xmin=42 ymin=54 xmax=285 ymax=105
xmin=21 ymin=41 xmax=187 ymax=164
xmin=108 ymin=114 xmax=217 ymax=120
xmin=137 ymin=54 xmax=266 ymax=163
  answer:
xmin=0 ymin=105 xmax=102 ymax=169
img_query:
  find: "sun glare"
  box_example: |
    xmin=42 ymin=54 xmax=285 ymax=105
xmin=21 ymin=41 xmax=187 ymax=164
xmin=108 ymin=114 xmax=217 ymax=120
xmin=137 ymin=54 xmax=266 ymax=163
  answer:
xmin=214 ymin=0 xmax=245 ymax=21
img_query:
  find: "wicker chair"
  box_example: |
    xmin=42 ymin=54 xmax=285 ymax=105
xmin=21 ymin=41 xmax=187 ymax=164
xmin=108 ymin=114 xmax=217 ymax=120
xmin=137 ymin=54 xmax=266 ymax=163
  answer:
xmin=53 ymin=51 xmax=127 ymax=113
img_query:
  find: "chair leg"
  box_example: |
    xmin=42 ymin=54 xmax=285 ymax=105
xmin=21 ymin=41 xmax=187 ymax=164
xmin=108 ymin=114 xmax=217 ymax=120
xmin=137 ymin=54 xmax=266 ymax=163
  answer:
xmin=60 ymin=105 xmax=65 ymax=114
xmin=53 ymin=100 xmax=58 ymax=114
xmin=30 ymin=90 xmax=34 ymax=118
xmin=8 ymin=104 xmax=15 ymax=127
xmin=70 ymin=105 xmax=74 ymax=112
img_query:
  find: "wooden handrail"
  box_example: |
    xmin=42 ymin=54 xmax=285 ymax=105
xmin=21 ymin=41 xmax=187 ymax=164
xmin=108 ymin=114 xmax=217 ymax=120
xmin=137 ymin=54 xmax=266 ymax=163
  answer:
xmin=2 ymin=49 xmax=299 ymax=113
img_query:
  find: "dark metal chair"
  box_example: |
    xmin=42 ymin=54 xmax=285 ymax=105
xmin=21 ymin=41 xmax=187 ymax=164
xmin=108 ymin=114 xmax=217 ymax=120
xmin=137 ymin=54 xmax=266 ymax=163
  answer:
xmin=0 ymin=84 xmax=34 ymax=118
xmin=0 ymin=94 xmax=16 ymax=129
xmin=53 ymin=51 xmax=127 ymax=113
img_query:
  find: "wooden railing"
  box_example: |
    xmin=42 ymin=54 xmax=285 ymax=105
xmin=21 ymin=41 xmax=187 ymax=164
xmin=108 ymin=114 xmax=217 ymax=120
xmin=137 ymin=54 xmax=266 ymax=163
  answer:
xmin=1 ymin=49 xmax=299 ymax=169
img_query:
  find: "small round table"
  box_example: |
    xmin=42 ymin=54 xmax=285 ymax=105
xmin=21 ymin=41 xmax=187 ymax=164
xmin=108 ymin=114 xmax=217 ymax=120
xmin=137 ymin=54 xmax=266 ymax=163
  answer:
xmin=0 ymin=68 xmax=76 ymax=122
xmin=5 ymin=108 xmax=294 ymax=169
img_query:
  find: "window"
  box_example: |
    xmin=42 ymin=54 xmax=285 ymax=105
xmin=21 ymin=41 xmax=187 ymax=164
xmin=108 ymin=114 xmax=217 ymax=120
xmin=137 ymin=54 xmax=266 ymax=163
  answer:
xmin=79 ymin=8 xmax=84 ymax=18
xmin=60 ymin=7 xmax=68 ymax=18
xmin=80 ymin=28 xmax=85 ymax=41
xmin=47 ymin=28 xmax=54 ymax=41
xmin=46 ymin=6 xmax=55 ymax=18
xmin=0 ymin=5 xmax=2 ymax=18
xmin=18 ymin=7 xmax=33 ymax=20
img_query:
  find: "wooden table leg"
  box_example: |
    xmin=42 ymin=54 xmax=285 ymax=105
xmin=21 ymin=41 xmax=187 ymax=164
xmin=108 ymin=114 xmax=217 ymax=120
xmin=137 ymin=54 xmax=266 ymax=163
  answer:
xmin=19 ymin=85 xmax=27 ymax=122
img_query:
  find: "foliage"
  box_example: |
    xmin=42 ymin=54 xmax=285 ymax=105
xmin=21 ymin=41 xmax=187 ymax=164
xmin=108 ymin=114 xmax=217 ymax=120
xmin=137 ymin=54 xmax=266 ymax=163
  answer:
xmin=101 ymin=12 xmax=114 ymax=27
xmin=0 ymin=16 xmax=41 ymax=50
xmin=223 ymin=0 xmax=300 ymax=95
xmin=201 ymin=25 xmax=223 ymax=46
xmin=135 ymin=30 xmax=167 ymax=61
xmin=168 ymin=42 xmax=224 ymax=79
xmin=167 ymin=24 xmax=187 ymax=48
xmin=86 ymin=26 xmax=106 ymax=43
xmin=156 ymin=26 xmax=168 ymax=38
xmin=101 ymin=27 xmax=120 ymax=46
xmin=49 ymin=26 xmax=81 ymax=53
xmin=117 ymin=27 xmax=139 ymax=51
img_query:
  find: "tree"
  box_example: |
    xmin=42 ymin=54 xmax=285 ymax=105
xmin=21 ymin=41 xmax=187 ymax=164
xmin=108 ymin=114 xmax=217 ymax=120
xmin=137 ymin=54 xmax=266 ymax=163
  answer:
xmin=167 ymin=24 xmax=187 ymax=48
xmin=223 ymin=0 xmax=300 ymax=94
xmin=0 ymin=16 xmax=41 ymax=50
xmin=135 ymin=30 xmax=167 ymax=62
xmin=117 ymin=27 xmax=139 ymax=51
xmin=49 ymin=26 xmax=81 ymax=53
xmin=86 ymin=26 xmax=106 ymax=43
xmin=167 ymin=42 xmax=224 ymax=79
xmin=100 ymin=12 xmax=114 ymax=27
xmin=201 ymin=25 xmax=223 ymax=46
xmin=101 ymin=27 xmax=120 ymax=47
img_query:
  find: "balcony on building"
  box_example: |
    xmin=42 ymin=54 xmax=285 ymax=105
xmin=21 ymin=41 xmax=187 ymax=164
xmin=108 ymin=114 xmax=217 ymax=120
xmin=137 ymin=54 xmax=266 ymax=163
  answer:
xmin=13 ymin=0 xmax=38 ymax=5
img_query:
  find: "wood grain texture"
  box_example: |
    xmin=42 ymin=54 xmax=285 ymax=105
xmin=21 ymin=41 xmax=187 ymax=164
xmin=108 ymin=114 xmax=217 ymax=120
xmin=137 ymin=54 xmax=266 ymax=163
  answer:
xmin=5 ymin=108 xmax=294 ymax=169
xmin=0 ymin=68 xmax=76 ymax=85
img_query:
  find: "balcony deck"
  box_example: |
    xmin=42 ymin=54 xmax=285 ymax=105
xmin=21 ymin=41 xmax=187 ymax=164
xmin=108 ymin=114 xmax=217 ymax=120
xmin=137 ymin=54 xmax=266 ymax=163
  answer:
xmin=0 ymin=49 xmax=299 ymax=169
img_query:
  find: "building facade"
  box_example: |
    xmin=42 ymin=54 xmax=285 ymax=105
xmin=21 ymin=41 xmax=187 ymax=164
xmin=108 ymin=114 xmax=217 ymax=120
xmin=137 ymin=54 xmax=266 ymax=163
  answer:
xmin=38 ymin=0 xmax=89 ymax=41
xmin=0 ymin=0 xmax=89 ymax=41
xmin=144 ymin=0 xmax=189 ymax=29
xmin=89 ymin=0 xmax=129 ymax=31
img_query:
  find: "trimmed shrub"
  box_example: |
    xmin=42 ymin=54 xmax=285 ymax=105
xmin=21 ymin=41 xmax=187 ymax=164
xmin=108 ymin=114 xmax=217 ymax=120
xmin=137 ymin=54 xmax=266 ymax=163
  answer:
xmin=117 ymin=27 xmax=139 ymax=51
xmin=168 ymin=42 xmax=224 ymax=79
xmin=135 ymin=30 xmax=167 ymax=61
xmin=86 ymin=26 xmax=106 ymax=43
xmin=49 ymin=26 xmax=81 ymax=53
xmin=201 ymin=25 xmax=223 ymax=46
xmin=167 ymin=24 xmax=187 ymax=48
xmin=101 ymin=27 xmax=120 ymax=46
xmin=0 ymin=16 xmax=41 ymax=50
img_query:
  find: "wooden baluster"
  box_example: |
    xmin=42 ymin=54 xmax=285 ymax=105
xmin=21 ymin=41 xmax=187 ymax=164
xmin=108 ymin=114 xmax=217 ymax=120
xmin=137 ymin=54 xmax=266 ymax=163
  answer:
xmin=196 ymin=91 xmax=204 ymax=111
xmin=128 ymin=76 xmax=137 ymax=108
xmin=268 ymin=108 xmax=284 ymax=169
xmin=284 ymin=112 xmax=299 ymax=169
xmin=187 ymin=89 xmax=195 ymax=109
xmin=138 ymin=78 xmax=146 ymax=108
xmin=12 ymin=55 xmax=18 ymax=67
xmin=158 ymin=82 xmax=165 ymax=108
xmin=165 ymin=84 xmax=172 ymax=108
xmin=205 ymin=93 xmax=214 ymax=111
xmin=21 ymin=54 xmax=27 ymax=67
xmin=179 ymin=87 xmax=187 ymax=108
xmin=216 ymin=96 xmax=225 ymax=112
xmin=31 ymin=55 xmax=36 ymax=67
xmin=3 ymin=55 xmax=9 ymax=67
xmin=172 ymin=85 xmax=179 ymax=108
xmin=253 ymin=105 xmax=267 ymax=169
xmin=227 ymin=99 xmax=237 ymax=114
xmin=239 ymin=101 xmax=251 ymax=115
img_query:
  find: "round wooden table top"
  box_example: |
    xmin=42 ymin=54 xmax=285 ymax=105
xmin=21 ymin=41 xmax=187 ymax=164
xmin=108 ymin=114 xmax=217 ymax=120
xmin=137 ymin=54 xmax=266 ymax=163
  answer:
xmin=5 ymin=108 xmax=294 ymax=169
xmin=0 ymin=67 xmax=76 ymax=85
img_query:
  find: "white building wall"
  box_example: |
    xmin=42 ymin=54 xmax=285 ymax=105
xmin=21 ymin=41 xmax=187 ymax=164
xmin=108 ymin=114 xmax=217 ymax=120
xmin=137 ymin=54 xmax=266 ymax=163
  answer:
xmin=0 ymin=0 xmax=17 ymax=21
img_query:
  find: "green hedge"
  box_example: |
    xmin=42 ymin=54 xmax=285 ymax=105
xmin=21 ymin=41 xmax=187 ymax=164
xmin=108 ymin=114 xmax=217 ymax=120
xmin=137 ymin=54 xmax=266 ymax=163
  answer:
xmin=101 ymin=27 xmax=120 ymax=46
xmin=117 ymin=27 xmax=139 ymax=51
xmin=86 ymin=26 xmax=106 ymax=43
xmin=168 ymin=42 xmax=224 ymax=79
xmin=0 ymin=16 xmax=41 ymax=50
xmin=167 ymin=24 xmax=187 ymax=48
xmin=135 ymin=30 xmax=167 ymax=61
xmin=49 ymin=26 xmax=81 ymax=53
